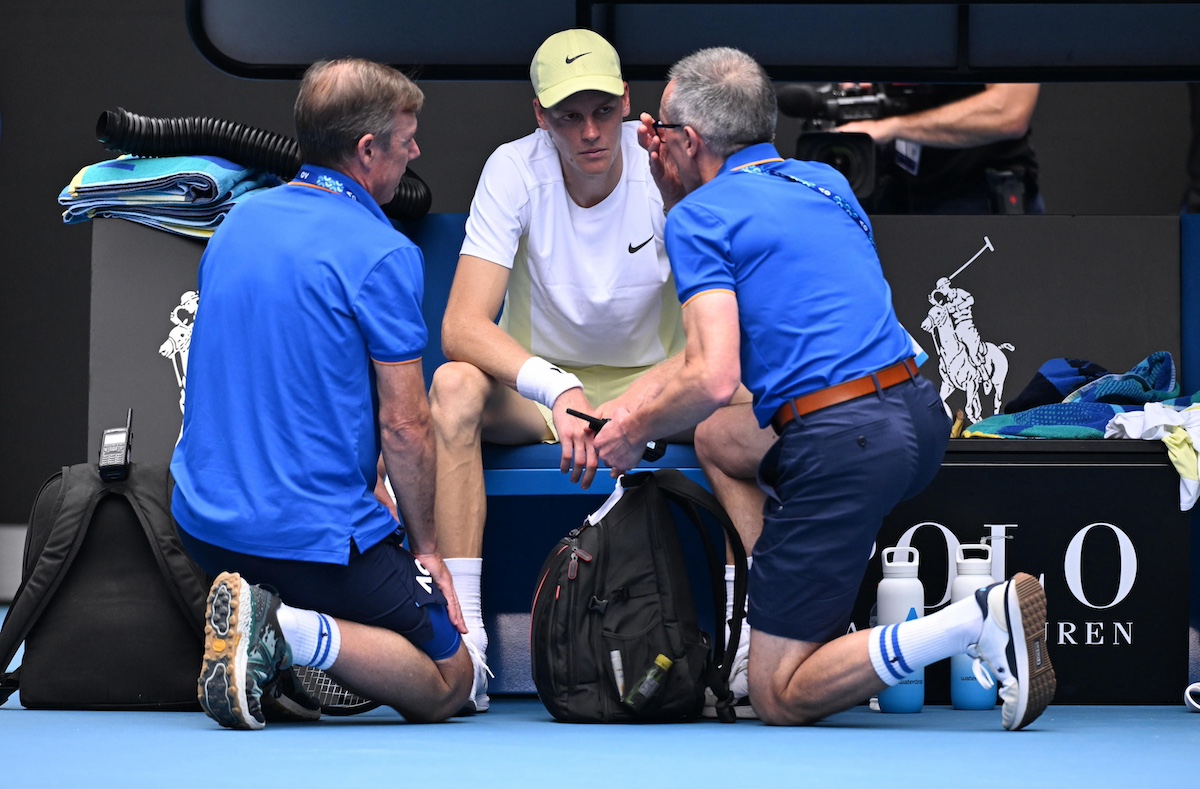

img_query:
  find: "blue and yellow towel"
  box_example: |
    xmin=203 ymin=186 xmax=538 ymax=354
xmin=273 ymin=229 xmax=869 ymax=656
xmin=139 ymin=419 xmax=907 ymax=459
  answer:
xmin=59 ymin=154 xmax=281 ymax=239
xmin=963 ymin=351 xmax=1200 ymax=438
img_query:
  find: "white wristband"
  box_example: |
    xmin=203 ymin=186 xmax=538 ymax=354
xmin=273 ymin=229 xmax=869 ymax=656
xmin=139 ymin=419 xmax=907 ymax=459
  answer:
xmin=517 ymin=356 xmax=583 ymax=410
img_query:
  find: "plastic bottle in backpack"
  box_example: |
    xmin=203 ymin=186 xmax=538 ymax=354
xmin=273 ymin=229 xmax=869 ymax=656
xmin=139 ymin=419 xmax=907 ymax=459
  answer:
xmin=623 ymin=654 xmax=673 ymax=712
xmin=876 ymin=546 xmax=924 ymax=713
xmin=950 ymin=544 xmax=998 ymax=710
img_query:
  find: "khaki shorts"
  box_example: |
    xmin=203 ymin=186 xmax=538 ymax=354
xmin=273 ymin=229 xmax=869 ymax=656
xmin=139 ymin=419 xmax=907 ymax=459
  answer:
xmin=535 ymin=362 xmax=657 ymax=442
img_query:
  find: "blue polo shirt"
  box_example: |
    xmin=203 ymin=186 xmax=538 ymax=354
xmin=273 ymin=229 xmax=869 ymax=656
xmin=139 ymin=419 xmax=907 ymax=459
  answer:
xmin=171 ymin=165 xmax=428 ymax=564
xmin=666 ymin=144 xmax=912 ymax=428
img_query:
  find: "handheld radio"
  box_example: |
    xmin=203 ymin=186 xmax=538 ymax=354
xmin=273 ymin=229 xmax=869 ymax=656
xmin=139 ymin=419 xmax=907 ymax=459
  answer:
xmin=98 ymin=408 xmax=133 ymax=481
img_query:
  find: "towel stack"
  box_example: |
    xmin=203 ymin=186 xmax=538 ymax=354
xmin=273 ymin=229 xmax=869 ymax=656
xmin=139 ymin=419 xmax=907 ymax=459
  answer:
xmin=59 ymin=154 xmax=280 ymax=239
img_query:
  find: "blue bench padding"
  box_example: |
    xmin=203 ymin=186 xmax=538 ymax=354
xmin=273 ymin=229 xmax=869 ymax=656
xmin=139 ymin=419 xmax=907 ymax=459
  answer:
xmin=482 ymin=443 xmax=704 ymax=495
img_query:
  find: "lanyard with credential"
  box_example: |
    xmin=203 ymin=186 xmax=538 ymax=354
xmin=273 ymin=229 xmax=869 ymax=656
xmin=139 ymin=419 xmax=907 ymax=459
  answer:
xmin=734 ymin=159 xmax=929 ymax=366
xmin=734 ymin=159 xmax=875 ymax=249
xmin=289 ymin=165 xmax=372 ymax=205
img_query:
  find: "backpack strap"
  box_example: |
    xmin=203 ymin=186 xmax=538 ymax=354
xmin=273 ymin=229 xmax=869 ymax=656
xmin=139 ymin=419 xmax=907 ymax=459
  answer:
xmin=0 ymin=466 xmax=90 ymax=705
xmin=123 ymin=464 xmax=209 ymax=638
xmin=648 ymin=469 xmax=749 ymax=723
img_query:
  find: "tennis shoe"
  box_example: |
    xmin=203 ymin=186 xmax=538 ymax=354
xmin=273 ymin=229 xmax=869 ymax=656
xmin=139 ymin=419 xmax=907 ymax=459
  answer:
xmin=455 ymin=638 xmax=493 ymax=715
xmin=198 ymin=572 xmax=294 ymax=730
xmin=968 ymin=572 xmax=1056 ymax=731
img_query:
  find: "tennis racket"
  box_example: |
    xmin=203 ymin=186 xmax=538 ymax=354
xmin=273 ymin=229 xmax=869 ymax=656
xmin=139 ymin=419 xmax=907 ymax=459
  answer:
xmin=292 ymin=666 xmax=381 ymax=716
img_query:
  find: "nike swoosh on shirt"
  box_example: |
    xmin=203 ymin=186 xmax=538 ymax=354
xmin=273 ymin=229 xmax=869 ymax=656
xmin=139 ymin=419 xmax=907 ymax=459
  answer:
xmin=628 ymin=237 xmax=653 ymax=253
xmin=565 ymin=52 xmax=590 ymax=64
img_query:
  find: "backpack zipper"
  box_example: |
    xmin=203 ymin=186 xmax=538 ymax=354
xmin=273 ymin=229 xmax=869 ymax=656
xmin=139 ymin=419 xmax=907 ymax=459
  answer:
xmin=564 ymin=527 xmax=593 ymax=692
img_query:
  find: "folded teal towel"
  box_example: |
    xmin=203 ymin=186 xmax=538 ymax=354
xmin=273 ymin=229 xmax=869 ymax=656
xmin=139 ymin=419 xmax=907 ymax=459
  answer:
xmin=58 ymin=154 xmax=281 ymax=239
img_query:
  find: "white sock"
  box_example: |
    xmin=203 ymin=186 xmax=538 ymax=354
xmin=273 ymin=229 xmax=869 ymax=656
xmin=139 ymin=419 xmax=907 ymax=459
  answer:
xmin=725 ymin=559 xmax=752 ymax=661
xmin=276 ymin=603 xmax=341 ymax=671
xmin=724 ymin=558 xmax=752 ymax=626
xmin=868 ymin=595 xmax=983 ymax=686
xmin=445 ymin=557 xmax=487 ymax=654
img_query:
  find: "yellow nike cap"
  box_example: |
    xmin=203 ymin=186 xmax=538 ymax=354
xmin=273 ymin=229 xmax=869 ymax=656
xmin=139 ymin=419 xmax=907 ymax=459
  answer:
xmin=531 ymin=29 xmax=624 ymax=108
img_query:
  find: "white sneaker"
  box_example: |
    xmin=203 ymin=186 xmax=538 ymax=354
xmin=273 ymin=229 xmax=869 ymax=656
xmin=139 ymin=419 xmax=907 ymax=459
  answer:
xmin=969 ymin=573 xmax=1056 ymax=731
xmin=703 ymin=619 xmax=756 ymax=719
xmin=455 ymin=638 xmax=492 ymax=715
xmin=1184 ymin=682 xmax=1200 ymax=712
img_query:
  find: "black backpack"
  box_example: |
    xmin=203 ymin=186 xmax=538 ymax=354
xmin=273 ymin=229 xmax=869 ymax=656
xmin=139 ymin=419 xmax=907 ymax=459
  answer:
xmin=530 ymin=469 xmax=748 ymax=723
xmin=0 ymin=462 xmax=210 ymax=710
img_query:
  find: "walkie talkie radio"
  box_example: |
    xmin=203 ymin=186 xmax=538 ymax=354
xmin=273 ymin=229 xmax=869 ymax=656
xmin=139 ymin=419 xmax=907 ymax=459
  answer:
xmin=98 ymin=408 xmax=133 ymax=481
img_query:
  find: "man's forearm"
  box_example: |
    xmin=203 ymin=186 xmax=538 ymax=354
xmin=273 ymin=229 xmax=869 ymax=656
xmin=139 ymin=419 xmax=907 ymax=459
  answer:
xmin=381 ymin=421 xmax=438 ymax=554
xmin=442 ymin=319 xmax=533 ymax=390
xmin=841 ymin=84 xmax=1039 ymax=149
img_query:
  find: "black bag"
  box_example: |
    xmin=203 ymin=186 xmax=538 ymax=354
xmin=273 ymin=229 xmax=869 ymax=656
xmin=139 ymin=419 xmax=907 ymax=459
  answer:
xmin=530 ymin=469 xmax=748 ymax=723
xmin=0 ymin=462 xmax=209 ymax=710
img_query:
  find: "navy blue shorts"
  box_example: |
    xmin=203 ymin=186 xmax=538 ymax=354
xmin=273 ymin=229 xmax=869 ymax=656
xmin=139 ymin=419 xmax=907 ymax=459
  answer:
xmin=179 ymin=528 xmax=461 ymax=661
xmin=749 ymin=375 xmax=949 ymax=644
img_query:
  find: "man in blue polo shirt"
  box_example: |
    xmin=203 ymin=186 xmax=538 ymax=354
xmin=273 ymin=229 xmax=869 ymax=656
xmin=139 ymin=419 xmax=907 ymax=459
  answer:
xmin=594 ymin=47 xmax=1056 ymax=730
xmin=171 ymin=58 xmax=481 ymax=729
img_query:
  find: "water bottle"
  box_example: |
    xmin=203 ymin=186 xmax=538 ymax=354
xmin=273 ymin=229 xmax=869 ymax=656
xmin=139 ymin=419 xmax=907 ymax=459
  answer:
xmin=623 ymin=654 xmax=673 ymax=712
xmin=950 ymin=544 xmax=998 ymax=710
xmin=876 ymin=546 xmax=924 ymax=713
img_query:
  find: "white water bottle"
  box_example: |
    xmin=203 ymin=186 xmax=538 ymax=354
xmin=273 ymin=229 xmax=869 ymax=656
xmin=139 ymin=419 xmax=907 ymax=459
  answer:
xmin=876 ymin=546 xmax=924 ymax=713
xmin=950 ymin=544 xmax=998 ymax=710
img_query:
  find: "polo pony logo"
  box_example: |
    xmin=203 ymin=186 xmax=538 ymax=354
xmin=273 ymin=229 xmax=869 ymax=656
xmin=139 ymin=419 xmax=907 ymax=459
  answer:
xmin=920 ymin=236 xmax=1013 ymax=424
xmin=158 ymin=290 xmax=198 ymax=444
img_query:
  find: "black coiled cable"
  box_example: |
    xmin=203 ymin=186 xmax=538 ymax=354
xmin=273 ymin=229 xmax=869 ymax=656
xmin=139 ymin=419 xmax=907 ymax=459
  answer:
xmin=95 ymin=107 xmax=432 ymax=220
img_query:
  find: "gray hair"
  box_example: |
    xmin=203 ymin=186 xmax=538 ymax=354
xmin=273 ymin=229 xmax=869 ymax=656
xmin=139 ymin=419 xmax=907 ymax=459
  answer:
xmin=664 ymin=47 xmax=776 ymax=158
xmin=295 ymin=58 xmax=424 ymax=169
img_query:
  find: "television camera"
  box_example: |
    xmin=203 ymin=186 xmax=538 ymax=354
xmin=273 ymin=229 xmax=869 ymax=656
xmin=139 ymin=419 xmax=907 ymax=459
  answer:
xmin=776 ymin=83 xmax=914 ymax=200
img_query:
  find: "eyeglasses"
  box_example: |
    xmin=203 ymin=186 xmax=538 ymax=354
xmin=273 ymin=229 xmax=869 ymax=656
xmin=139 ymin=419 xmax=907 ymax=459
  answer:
xmin=652 ymin=120 xmax=683 ymax=137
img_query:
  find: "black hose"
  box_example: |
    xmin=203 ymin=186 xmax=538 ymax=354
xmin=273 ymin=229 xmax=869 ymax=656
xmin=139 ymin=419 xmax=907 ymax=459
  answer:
xmin=95 ymin=107 xmax=432 ymax=220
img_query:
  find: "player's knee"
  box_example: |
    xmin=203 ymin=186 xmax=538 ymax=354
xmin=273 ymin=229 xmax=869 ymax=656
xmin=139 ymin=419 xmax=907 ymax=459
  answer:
xmin=430 ymin=362 xmax=491 ymax=429
xmin=693 ymin=413 xmax=731 ymax=466
xmin=694 ymin=411 xmax=757 ymax=476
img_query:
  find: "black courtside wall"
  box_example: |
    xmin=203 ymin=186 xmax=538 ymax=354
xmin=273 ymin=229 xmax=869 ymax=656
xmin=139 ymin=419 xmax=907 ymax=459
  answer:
xmin=0 ymin=0 xmax=1194 ymax=521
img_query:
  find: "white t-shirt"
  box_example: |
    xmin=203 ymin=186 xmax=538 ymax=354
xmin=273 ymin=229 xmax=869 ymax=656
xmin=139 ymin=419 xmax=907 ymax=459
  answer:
xmin=461 ymin=122 xmax=684 ymax=370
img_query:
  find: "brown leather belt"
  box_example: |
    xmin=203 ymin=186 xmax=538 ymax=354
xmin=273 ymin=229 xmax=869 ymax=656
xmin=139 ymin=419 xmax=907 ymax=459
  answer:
xmin=771 ymin=357 xmax=919 ymax=435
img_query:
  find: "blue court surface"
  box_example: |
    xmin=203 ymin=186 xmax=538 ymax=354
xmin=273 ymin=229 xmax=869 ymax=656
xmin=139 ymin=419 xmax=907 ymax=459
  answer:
xmin=5 ymin=608 xmax=1198 ymax=787
xmin=3 ymin=688 xmax=1197 ymax=788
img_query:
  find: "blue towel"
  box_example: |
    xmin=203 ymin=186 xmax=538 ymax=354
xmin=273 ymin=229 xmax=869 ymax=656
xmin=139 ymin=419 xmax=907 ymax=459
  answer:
xmin=1002 ymin=357 xmax=1110 ymax=414
xmin=1063 ymin=350 xmax=1179 ymax=405
xmin=963 ymin=351 xmax=1200 ymax=438
xmin=59 ymin=154 xmax=281 ymax=239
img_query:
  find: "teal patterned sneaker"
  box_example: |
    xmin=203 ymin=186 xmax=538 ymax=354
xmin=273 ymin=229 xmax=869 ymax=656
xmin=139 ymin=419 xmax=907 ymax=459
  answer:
xmin=970 ymin=573 xmax=1057 ymax=731
xmin=198 ymin=572 xmax=294 ymax=730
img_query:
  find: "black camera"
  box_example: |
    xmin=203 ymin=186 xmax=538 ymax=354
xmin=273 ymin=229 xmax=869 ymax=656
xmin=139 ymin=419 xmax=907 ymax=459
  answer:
xmin=777 ymin=83 xmax=912 ymax=200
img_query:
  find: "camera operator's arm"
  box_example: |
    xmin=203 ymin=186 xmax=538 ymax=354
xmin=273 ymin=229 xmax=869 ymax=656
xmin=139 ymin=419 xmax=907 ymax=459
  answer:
xmin=837 ymin=84 xmax=1039 ymax=149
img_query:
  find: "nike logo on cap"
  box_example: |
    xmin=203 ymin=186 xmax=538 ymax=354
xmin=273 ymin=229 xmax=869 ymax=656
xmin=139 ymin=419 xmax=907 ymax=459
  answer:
xmin=628 ymin=237 xmax=653 ymax=253
xmin=565 ymin=52 xmax=590 ymax=64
